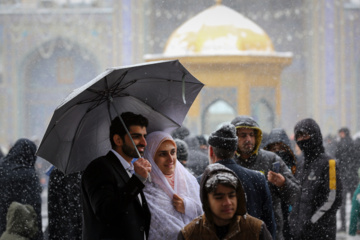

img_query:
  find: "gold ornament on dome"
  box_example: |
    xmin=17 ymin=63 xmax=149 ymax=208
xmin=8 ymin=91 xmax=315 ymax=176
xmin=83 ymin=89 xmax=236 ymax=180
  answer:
xmin=163 ymin=4 xmax=274 ymax=56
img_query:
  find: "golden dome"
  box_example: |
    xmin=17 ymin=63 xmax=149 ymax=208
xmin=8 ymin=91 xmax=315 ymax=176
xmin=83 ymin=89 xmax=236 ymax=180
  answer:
xmin=164 ymin=4 xmax=274 ymax=56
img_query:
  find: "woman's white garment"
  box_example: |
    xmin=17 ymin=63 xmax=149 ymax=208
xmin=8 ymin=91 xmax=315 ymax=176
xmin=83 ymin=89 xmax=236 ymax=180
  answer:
xmin=143 ymin=131 xmax=203 ymax=240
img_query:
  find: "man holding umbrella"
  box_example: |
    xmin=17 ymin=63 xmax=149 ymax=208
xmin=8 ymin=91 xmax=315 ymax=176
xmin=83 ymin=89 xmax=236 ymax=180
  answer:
xmin=36 ymin=60 xmax=204 ymax=239
xmin=81 ymin=112 xmax=152 ymax=240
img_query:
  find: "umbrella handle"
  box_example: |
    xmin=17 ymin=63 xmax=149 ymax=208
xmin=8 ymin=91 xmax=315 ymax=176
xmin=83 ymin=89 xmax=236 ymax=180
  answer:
xmin=131 ymin=158 xmax=139 ymax=164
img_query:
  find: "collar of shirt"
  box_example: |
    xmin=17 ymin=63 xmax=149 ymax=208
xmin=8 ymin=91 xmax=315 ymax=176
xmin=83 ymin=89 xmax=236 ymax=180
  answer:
xmin=110 ymin=150 xmax=143 ymax=208
xmin=111 ymin=149 xmax=134 ymax=172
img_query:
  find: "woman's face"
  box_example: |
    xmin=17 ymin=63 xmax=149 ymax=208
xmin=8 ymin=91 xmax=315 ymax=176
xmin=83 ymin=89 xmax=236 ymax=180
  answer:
xmin=154 ymin=140 xmax=177 ymax=175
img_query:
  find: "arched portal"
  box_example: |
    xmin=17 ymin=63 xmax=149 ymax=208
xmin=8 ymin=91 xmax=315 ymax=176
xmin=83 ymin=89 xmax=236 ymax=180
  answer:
xmin=20 ymin=38 xmax=99 ymax=140
xmin=251 ymin=98 xmax=275 ymax=133
xmin=203 ymin=99 xmax=236 ymax=135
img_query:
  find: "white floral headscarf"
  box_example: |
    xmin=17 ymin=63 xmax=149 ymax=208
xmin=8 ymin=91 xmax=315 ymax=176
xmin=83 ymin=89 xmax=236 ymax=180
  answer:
xmin=143 ymin=131 xmax=203 ymax=240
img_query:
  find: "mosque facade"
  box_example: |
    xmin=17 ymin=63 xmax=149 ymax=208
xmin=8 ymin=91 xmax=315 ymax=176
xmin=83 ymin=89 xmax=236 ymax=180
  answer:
xmin=0 ymin=0 xmax=360 ymax=147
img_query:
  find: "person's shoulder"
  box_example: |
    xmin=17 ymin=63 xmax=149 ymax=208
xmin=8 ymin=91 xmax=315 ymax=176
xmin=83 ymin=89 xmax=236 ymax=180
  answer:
xmin=257 ymin=149 xmax=278 ymax=160
xmin=318 ymin=153 xmax=335 ymax=164
xmin=241 ymin=165 xmax=263 ymax=175
xmin=255 ymin=149 xmax=281 ymax=167
xmin=83 ymin=152 xmax=113 ymax=174
xmin=92 ymin=153 xmax=111 ymax=163
xmin=245 ymin=214 xmax=264 ymax=222
xmin=240 ymin=214 xmax=264 ymax=234
xmin=219 ymin=159 xmax=241 ymax=170
xmin=181 ymin=215 xmax=203 ymax=236
xmin=185 ymin=215 xmax=203 ymax=225
xmin=220 ymin=160 xmax=250 ymax=178
xmin=222 ymin=160 xmax=266 ymax=182
xmin=313 ymin=154 xmax=339 ymax=177
xmin=240 ymin=165 xmax=265 ymax=179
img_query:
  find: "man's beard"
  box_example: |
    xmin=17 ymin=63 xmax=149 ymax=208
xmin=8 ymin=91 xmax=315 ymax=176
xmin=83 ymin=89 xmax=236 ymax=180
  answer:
xmin=122 ymin=142 xmax=144 ymax=158
xmin=239 ymin=143 xmax=254 ymax=155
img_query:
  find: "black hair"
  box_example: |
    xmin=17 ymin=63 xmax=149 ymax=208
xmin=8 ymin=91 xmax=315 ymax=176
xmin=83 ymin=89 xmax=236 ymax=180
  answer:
xmin=196 ymin=135 xmax=208 ymax=146
xmin=212 ymin=146 xmax=235 ymax=159
xmin=109 ymin=112 xmax=148 ymax=148
xmin=338 ymin=127 xmax=350 ymax=137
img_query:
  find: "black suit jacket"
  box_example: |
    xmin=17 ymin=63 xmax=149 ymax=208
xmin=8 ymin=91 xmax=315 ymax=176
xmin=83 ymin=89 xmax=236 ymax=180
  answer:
xmin=81 ymin=151 xmax=151 ymax=240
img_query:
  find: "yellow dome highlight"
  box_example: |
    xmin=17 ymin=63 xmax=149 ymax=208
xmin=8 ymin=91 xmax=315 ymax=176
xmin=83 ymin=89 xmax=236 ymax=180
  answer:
xmin=164 ymin=4 xmax=274 ymax=56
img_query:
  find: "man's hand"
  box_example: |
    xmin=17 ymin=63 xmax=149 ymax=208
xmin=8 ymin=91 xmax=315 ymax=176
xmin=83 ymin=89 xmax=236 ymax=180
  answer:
xmin=173 ymin=194 xmax=185 ymax=214
xmin=268 ymin=171 xmax=286 ymax=187
xmin=133 ymin=158 xmax=151 ymax=179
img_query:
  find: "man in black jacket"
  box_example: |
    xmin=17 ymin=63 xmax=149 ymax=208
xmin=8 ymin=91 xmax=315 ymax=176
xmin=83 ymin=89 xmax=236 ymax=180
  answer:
xmin=335 ymin=127 xmax=359 ymax=232
xmin=48 ymin=168 xmax=83 ymax=240
xmin=231 ymin=116 xmax=300 ymax=240
xmin=289 ymin=118 xmax=342 ymax=240
xmin=81 ymin=112 xmax=152 ymax=240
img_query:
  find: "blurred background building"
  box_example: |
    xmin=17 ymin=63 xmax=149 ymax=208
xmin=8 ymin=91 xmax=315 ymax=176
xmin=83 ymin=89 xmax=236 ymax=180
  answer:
xmin=0 ymin=0 xmax=360 ymax=148
xmin=145 ymin=3 xmax=292 ymax=134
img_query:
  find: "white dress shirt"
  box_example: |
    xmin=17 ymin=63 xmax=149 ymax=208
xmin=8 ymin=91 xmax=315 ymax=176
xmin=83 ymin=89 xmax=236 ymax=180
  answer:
xmin=111 ymin=149 xmax=142 ymax=205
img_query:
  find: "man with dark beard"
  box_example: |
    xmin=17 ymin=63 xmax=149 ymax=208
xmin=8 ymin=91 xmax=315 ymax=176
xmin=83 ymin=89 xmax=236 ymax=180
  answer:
xmin=81 ymin=112 xmax=152 ymax=240
xmin=289 ymin=118 xmax=342 ymax=240
xmin=231 ymin=116 xmax=299 ymax=240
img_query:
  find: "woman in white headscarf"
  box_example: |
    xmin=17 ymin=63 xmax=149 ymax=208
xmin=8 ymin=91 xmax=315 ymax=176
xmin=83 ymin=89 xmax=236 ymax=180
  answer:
xmin=143 ymin=131 xmax=203 ymax=240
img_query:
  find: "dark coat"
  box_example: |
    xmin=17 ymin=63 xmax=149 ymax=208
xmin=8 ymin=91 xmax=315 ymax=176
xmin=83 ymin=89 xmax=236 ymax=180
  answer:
xmin=186 ymin=149 xmax=209 ymax=177
xmin=234 ymin=149 xmax=299 ymax=240
xmin=217 ymin=159 xmax=276 ymax=239
xmin=81 ymin=151 xmax=151 ymax=240
xmin=335 ymin=136 xmax=359 ymax=192
xmin=184 ymin=136 xmax=209 ymax=177
xmin=0 ymin=139 xmax=42 ymax=240
xmin=231 ymin=116 xmax=300 ymax=240
xmin=290 ymin=118 xmax=342 ymax=240
xmin=264 ymin=128 xmax=297 ymax=239
xmin=48 ymin=169 xmax=83 ymax=240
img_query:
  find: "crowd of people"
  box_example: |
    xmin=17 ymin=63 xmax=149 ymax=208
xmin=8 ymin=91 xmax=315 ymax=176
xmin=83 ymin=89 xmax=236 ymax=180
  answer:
xmin=0 ymin=113 xmax=360 ymax=240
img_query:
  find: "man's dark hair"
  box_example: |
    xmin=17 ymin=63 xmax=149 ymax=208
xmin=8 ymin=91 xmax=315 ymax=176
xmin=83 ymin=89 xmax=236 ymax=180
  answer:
xmin=196 ymin=135 xmax=208 ymax=146
xmin=212 ymin=146 xmax=235 ymax=159
xmin=109 ymin=112 xmax=148 ymax=148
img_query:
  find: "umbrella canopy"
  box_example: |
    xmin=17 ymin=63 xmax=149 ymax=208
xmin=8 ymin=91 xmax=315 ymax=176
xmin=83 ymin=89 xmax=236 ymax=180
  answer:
xmin=36 ymin=60 xmax=204 ymax=174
